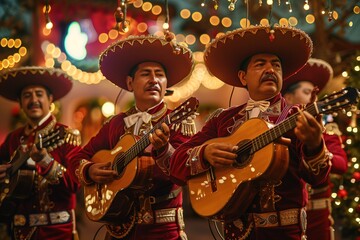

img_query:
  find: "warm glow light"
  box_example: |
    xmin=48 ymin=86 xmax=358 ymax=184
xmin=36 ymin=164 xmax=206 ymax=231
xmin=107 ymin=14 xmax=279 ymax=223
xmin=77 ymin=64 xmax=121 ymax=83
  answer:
xmin=333 ymin=11 xmax=339 ymax=20
xmin=133 ymin=0 xmax=143 ymax=8
xmin=14 ymin=39 xmax=21 ymax=48
xmin=137 ymin=22 xmax=148 ymax=32
xmin=19 ymin=47 xmax=27 ymax=56
xmin=279 ymin=18 xmax=289 ymax=26
xmin=102 ymin=102 xmax=115 ymax=118
xmin=210 ymin=16 xmax=220 ymax=26
xmin=142 ymin=2 xmax=152 ymax=12
xmin=354 ymin=6 xmax=360 ymax=14
xmin=260 ymin=18 xmax=269 ymax=26
xmin=303 ymin=3 xmax=310 ymax=11
xmin=240 ymin=18 xmax=250 ymax=28
xmin=222 ymin=17 xmax=232 ymax=27
xmin=192 ymin=12 xmax=202 ymax=22
xmin=99 ymin=33 xmax=108 ymax=43
xmin=306 ymin=14 xmax=315 ymax=24
xmin=176 ymin=34 xmax=185 ymax=43
xmin=152 ymin=5 xmax=162 ymax=15
xmin=288 ymin=17 xmax=298 ymax=26
xmin=180 ymin=9 xmax=191 ymax=19
xmin=185 ymin=34 xmax=196 ymax=45
xmin=349 ymin=21 xmax=353 ymax=27
xmin=199 ymin=34 xmax=210 ymax=45
xmin=0 ymin=38 xmax=7 ymax=47
xmin=108 ymin=29 xmax=118 ymax=39
xmin=7 ymin=39 xmax=14 ymax=48
xmin=342 ymin=71 xmax=349 ymax=77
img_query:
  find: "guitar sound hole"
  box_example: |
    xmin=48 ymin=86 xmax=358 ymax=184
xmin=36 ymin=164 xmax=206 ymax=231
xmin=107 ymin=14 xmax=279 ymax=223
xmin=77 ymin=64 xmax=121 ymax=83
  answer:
xmin=114 ymin=154 xmax=127 ymax=177
xmin=233 ymin=139 xmax=253 ymax=169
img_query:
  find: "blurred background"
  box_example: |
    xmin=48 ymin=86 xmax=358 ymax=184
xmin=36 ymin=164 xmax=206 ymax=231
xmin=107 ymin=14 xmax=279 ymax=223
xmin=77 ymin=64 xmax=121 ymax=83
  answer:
xmin=0 ymin=0 xmax=359 ymax=239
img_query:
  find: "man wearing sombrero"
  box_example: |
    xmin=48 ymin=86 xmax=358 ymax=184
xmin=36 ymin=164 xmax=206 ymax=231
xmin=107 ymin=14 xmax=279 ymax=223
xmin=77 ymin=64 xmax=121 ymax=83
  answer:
xmin=72 ymin=35 xmax=195 ymax=239
xmin=170 ymin=26 xmax=331 ymax=239
xmin=0 ymin=66 xmax=82 ymax=240
xmin=282 ymin=58 xmax=348 ymax=240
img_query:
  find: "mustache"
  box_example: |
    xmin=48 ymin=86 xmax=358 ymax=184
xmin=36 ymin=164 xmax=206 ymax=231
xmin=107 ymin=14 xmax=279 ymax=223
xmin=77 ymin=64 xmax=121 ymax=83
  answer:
xmin=27 ymin=102 xmax=42 ymax=109
xmin=145 ymin=84 xmax=161 ymax=91
xmin=260 ymin=73 xmax=278 ymax=83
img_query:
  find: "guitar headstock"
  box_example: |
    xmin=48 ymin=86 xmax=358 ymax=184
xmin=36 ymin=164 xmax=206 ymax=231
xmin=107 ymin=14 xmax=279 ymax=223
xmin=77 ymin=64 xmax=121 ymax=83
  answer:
xmin=317 ymin=87 xmax=360 ymax=115
xmin=169 ymin=97 xmax=199 ymax=125
xmin=36 ymin=126 xmax=67 ymax=151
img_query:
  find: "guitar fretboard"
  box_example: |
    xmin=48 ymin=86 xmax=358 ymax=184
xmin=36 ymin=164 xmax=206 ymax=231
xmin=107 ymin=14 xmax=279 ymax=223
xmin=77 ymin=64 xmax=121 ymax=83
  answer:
xmin=237 ymin=103 xmax=318 ymax=155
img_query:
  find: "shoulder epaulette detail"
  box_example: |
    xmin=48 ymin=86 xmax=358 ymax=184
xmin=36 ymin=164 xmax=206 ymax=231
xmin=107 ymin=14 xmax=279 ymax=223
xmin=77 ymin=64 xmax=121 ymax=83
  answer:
xmin=103 ymin=115 xmax=116 ymax=125
xmin=324 ymin=122 xmax=342 ymax=136
xmin=65 ymin=128 xmax=82 ymax=146
xmin=205 ymin=108 xmax=224 ymax=123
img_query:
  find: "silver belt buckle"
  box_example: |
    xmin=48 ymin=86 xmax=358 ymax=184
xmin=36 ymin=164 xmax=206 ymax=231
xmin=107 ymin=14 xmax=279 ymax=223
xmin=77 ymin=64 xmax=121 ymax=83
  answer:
xmin=50 ymin=211 xmax=71 ymax=224
xmin=14 ymin=215 xmax=26 ymax=226
xmin=29 ymin=213 xmax=48 ymax=226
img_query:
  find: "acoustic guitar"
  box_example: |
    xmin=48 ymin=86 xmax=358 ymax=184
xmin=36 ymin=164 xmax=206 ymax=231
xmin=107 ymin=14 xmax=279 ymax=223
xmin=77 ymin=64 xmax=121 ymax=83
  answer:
xmin=0 ymin=126 xmax=66 ymax=209
xmin=188 ymin=87 xmax=359 ymax=220
xmin=84 ymin=97 xmax=199 ymax=223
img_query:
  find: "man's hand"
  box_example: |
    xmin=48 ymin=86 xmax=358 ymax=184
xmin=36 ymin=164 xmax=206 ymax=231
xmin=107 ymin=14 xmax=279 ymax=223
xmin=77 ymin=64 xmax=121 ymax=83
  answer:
xmin=149 ymin=122 xmax=170 ymax=151
xmin=294 ymin=110 xmax=323 ymax=152
xmin=0 ymin=163 xmax=11 ymax=183
xmin=88 ymin=162 xmax=118 ymax=184
xmin=29 ymin=145 xmax=48 ymax=162
xmin=203 ymin=143 xmax=238 ymax=168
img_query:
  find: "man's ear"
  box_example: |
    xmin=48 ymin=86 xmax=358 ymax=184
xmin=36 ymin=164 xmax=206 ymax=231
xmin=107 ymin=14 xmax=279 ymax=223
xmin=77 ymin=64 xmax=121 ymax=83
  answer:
xmin=238 ymin=70 xmax=247 ymax=86
xmin=49 ymin=94 xmax=53 ymax=104
xmin=126 ymin=76 xmax=133 ymax=92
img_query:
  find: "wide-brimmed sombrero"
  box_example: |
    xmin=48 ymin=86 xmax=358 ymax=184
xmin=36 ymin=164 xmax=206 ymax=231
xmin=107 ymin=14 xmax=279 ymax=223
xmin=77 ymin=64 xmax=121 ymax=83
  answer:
xmin=99 ymin=35 xmax=193 ymax=90
xmin=282 ymin=58 xmax=333 ymax=94
xmin=0 ymin=66 xmax=73 ymax=101
xmin=204 ymin=25 xmax=313 ymax=87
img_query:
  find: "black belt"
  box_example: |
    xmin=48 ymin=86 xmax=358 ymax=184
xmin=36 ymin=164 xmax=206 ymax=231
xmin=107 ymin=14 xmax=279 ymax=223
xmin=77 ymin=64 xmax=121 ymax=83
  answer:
xmin=148 ymin=187 xmax=182 ymax=204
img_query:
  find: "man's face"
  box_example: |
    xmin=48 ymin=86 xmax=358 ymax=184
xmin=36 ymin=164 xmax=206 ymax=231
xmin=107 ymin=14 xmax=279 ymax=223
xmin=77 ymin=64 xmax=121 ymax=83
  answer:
xmin=126 ymin=62 xmax=167 ymax=111
xmin=284 ymin=81 xmax=315 ymax=105
xmin=20 ymin=85 xmax=53 ymax=123
xmin=238 ymin=53 xmax=283 ymax=101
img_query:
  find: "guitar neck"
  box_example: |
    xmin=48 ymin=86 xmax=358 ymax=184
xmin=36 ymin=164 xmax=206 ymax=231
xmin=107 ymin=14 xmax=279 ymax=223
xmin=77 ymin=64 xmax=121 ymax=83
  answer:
xmin=251 ymin=103 xmax=318 ymax=152
xmin=117 ymin=114 xmax=172 ymax=166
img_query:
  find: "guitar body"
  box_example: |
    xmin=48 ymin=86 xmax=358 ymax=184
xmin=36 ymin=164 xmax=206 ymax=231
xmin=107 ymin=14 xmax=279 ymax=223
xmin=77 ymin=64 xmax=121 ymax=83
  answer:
xmin=84 ymin=133 xmax=155 ymax=222
xmin=0 ymin=149 xmax=35 ymax=207
xmin=188 ymin=118 xmax=289 ymax=220
xmin=0 ymin=126 xmax=66 ymax=208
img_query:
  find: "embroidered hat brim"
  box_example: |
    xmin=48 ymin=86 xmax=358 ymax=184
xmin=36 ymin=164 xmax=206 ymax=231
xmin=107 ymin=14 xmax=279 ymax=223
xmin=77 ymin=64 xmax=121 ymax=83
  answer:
xmin=99 ymin=35 xmax=194 ymax=90
xmin=204 ymin=25 xmax=313 ymax=87
xmin=282 ymin=58 xmax=333 ymax=94
xmin=0 ymin=66 xmax=73 ymax=101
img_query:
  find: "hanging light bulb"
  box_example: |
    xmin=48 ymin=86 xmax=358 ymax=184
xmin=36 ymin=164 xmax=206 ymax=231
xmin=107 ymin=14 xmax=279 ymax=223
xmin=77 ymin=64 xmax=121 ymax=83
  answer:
xmin=44 ymin=1 xmax=53 ymax=30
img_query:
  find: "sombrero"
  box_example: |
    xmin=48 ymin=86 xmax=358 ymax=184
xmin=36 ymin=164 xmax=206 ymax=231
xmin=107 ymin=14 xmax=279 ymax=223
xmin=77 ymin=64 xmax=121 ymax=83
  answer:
xmin=282 ymin=58 xmax=333 ymax=94
xmin=99 ymin=35 xmax=194 ymax=90
xmin=204 ymin=25 xmax=313 ymax=87
xmin=0 ymin=66 xmax=73 ymax=101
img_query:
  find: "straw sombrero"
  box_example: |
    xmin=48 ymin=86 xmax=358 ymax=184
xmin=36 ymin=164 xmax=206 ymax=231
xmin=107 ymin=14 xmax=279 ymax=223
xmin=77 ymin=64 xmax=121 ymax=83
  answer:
xmin=99 ymin=35 xmax=193 ymax=90
xmin=282 ymin=58 xmax=333 ymax=94
xmin=0 ymin=66 xmax=73 ymax=101
xmin=204 ymin=25 xmax=313 ymax=87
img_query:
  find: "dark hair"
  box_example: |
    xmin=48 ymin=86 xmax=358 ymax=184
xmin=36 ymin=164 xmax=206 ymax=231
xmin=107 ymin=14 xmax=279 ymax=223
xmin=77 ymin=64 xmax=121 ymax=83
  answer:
xmin=128 ymin=61 xmax=168 ymax=78
xmin=17 ymin=85 xmax=52 ymax=100
xmin=283 ymin=82 xmax=301 ymax=95
xmin=239 ymin=54 xmax=283 ymax=73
